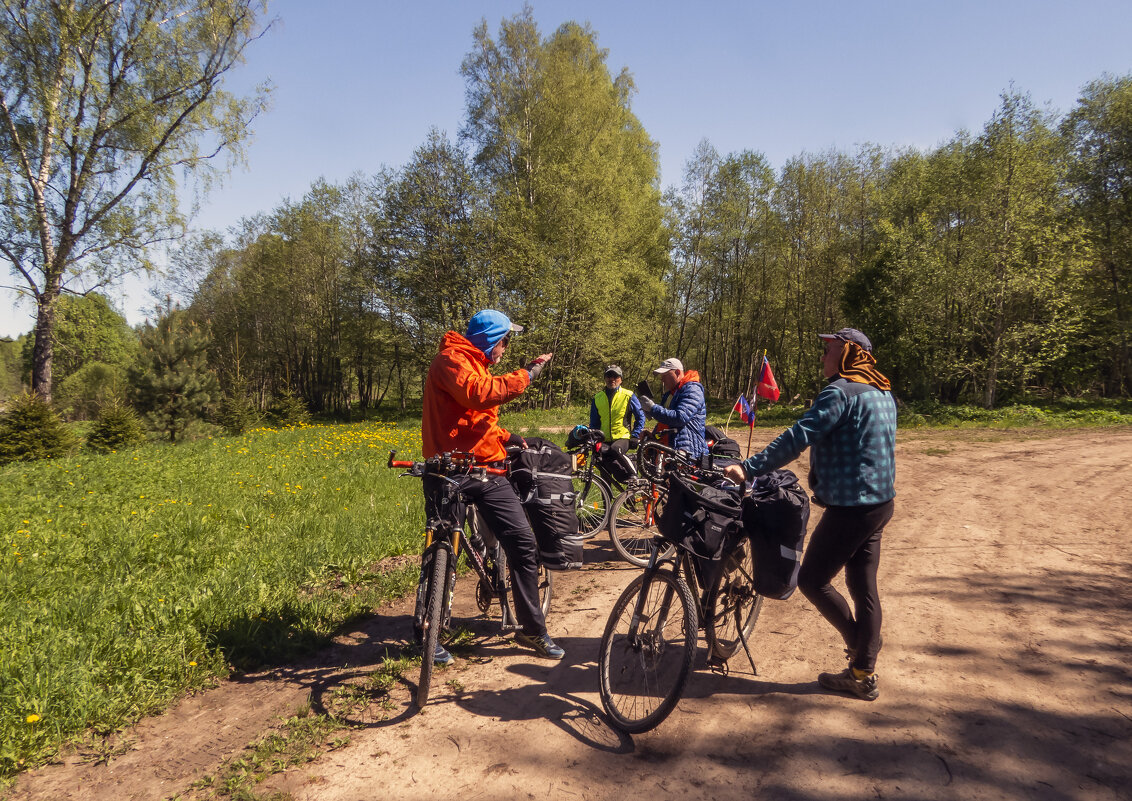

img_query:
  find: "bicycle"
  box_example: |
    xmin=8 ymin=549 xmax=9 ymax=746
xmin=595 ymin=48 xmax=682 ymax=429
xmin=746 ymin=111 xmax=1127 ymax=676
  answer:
xmin=563 ymin=426 xmax=614 ymax=539
xmin=606 ymin=430 xmax=675 ymax=566
xmin=597 ymin=441 xmax=763 ymax=733
xmin=388 ymin=451 xmax=553 ymax=709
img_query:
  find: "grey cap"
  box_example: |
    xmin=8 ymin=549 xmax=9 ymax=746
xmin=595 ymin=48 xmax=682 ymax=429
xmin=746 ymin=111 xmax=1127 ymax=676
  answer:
xmin=604 ymin=364 xmax=623 ymax=377
xmin=819 ymin=327 xmax=873 ymax=352
xmin=652 ymin=357 xmax=684 ymax=374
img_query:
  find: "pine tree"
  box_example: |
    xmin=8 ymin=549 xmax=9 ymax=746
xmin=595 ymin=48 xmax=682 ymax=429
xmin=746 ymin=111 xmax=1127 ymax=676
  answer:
xmin=128 ymin=312 xmax=219 ymax=442
xmin=0 ymin=392 xmax=76 ymax=463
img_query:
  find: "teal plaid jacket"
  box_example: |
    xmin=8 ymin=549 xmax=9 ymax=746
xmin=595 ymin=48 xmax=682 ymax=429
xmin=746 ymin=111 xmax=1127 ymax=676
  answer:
xmin=740 ymin=378 xmax=896 ymax=506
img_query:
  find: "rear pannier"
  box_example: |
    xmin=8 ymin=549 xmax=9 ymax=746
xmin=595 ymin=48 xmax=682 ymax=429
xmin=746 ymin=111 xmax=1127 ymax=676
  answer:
xmin=507 ymin=437 xmax=583 ymax=570
xmin=741 ymin=469 xmax=810 ymax=599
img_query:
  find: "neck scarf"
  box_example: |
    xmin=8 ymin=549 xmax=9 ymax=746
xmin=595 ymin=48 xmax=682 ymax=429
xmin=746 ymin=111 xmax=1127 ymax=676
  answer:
xmin=838 ymin=342 xmax=891 ymax=391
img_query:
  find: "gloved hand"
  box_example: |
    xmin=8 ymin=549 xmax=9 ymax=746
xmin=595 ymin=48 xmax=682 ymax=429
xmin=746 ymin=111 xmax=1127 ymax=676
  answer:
xmin=506 ymin=431 xmax=528 ymax=449
xmin=628 ymin=436 xmax=639 ymax=450
xmin=526 ymin=353 xmax=552 ymax=381
xmin=639 ymin=395 xmax=655 ymax=415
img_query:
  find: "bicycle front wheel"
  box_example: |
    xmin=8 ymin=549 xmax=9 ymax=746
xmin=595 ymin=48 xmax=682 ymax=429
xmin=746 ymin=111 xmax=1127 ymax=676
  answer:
xmin=706 ymin=536 xmax=763 ymax=662
xmin=598 ymin=570 xmax=698 ymax=733
xmin=416 ymin=546 xmax=449 ymax=709
xmin=573 ymin=472 xmax=612 ymax=539
xmin=608 ymin=485 xmax=674 ymax=567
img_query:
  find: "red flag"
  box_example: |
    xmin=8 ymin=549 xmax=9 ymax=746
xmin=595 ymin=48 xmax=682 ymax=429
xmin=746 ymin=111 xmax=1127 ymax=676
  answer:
xmin=733 ymin=394 xmax=754 ymax=426
xmin=756 ymin=356 xmax=780 ymax=402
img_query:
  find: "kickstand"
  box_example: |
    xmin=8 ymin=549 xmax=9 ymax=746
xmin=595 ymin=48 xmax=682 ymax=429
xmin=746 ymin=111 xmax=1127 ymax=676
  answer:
xmin=736 ymin=616 xmax=758 ymax=676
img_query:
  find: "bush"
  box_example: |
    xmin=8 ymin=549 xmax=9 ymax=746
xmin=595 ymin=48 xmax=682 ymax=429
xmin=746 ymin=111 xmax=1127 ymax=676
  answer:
xmin=86 ymin=402 xmax=146 ymax=453
xmin=218 ymin=382 xmax=261 ymax=435
xmin=267 ymin=387 xmax=310 ymax=426
xmin=55 ymin=361 xmax=127 ymax=421
xmin=0 ymin=392 xmax=76 ymax=463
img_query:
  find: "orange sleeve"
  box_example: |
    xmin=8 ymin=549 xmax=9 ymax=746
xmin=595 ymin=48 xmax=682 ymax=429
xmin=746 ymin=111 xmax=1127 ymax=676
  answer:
xmin=434 ymin=353 xmax=530 ymax=411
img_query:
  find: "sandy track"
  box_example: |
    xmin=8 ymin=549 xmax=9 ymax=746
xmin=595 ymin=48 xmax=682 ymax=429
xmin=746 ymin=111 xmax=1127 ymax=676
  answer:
xmin=8 ymin=427 xmax=1132 ymax=801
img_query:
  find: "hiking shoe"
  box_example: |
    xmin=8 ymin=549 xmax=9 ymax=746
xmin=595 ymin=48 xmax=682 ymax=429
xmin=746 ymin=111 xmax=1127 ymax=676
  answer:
xmin=818 ymin=667 xmax=879 ymax=701
xmin=432 ymin=643 xmax=454 ymax=666
xmin=515 ymin=632 xmax=565 ymax=660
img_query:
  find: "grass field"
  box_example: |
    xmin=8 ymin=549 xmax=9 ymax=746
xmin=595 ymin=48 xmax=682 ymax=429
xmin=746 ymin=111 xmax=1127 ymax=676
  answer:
xmin=2 ymin=397 xmax=1130 ymax=779
xmin=0 ymin=422 xmax=429 ymax=777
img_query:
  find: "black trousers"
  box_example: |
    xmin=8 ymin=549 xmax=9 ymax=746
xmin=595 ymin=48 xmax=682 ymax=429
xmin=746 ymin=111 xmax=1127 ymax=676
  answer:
xmin=424 ymin=473 xmax=547 ymax=636
xmin=797 ymin=499 xmax=894 ymax=673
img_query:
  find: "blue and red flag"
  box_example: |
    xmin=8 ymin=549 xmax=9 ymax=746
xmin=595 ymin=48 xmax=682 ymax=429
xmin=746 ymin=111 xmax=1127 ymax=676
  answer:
xmin=733 ymin=394 xmax=754 ymax=426
xmin=756 ymin=356 xmax=780 ymax=402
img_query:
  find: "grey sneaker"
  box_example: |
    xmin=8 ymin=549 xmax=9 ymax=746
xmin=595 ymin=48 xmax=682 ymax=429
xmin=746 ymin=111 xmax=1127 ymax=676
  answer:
xmin=818 ymin=667 xmax=879 ymax=701
xmin=515 ymin=632 xmax=565 ymax=660
xmin=433 ymin=643 xmax=454 ymax=666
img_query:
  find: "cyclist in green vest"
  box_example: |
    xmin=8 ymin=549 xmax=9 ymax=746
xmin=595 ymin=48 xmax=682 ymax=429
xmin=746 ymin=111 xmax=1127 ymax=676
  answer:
xmin=589 ymin=365 xmax=645 ymax=487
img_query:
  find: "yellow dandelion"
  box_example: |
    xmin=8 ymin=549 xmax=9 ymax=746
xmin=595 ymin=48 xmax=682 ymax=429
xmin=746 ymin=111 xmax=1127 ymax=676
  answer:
xmin=26 ymin=714 xmax=39 ymax=724
xmin=189 ymin=661 xmax=197 ymax=667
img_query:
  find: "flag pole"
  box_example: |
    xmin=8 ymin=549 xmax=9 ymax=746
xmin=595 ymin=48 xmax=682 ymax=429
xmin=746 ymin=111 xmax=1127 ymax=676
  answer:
xmin=747 ymin=348 xmax=766 ymax=455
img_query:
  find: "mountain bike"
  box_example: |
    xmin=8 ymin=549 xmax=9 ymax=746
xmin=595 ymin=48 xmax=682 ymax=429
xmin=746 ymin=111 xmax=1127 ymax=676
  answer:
xmin=606 ymin=430 xmax=674 ymax=566
xmin=564 ymin=426 xmax=614 ymax=539
xmin=597 ymin=441 xmax=763 ymax=733
xmin=388 ymin=451 xmax=553 ymax=709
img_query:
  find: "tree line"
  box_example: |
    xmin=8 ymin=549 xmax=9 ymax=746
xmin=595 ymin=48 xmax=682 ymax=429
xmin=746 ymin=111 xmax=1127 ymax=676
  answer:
xmin=5 ymin=5 xmax=1130 ymax=427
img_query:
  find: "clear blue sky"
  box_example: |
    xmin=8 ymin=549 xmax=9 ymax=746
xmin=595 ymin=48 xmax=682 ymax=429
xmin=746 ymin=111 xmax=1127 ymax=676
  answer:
xmin=3 ymin=0 xmax=1131 ymax=338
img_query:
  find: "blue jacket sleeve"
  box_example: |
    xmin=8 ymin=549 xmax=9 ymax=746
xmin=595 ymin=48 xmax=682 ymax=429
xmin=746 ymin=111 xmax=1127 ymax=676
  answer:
xmin=740 ymin=383 xmax=848 ymax=477
xmin=589 ymin=397 xmax=600 ymax=431
xmin=628 ymin=394 xmax=645 ymax=438
xmin=650 ymin=382 xmax=704 ymax=429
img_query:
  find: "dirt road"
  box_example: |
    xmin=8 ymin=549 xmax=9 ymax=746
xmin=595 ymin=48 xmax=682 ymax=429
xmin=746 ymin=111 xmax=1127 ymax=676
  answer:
xmin=9 ymin=427 xmax=1132 ymax=801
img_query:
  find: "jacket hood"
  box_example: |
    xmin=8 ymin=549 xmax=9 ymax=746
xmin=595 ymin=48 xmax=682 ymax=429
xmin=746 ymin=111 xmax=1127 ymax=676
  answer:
xmin=440 ymin=330 xmax=490 ymax=365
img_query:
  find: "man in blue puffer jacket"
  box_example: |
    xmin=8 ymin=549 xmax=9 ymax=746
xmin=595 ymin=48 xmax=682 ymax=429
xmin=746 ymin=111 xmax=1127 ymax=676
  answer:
xmin=638 ymin=357 xmax=707 ymax=459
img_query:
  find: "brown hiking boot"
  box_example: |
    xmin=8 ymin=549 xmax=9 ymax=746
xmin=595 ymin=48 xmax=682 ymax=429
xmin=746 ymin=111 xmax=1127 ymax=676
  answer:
xmin=818 ymin=667 xmax=879 ymax=701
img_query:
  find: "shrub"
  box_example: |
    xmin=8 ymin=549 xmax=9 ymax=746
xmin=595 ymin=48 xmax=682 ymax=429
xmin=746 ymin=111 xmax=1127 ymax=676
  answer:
xmin=268 ymin=387 xmax=310 ymax=426
xmin=0 ymin=392 xmax=76 ymax=463
xmin=55 ymin=361 xmax=127 ymax=421
xmin=218 ymin=381 xmax=261 ymax=435
xmin=86 ymin=402 xmax=146 ymax=453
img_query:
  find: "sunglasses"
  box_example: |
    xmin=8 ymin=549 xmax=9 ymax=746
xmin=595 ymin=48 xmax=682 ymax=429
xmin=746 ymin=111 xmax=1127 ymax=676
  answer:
xmin=501 ymin=333 xmax=511 ymax=347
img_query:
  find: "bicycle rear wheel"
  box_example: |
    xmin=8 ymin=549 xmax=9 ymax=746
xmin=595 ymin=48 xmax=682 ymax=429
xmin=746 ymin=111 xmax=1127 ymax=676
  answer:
xmin=494 ymin=544 xmax=554 ymax=624
xmin=416 ymin=546 xmax=448 ymax=709
xmin=598 ymin=570 xmax=698 ymax=733
xmin=573 ymin=472 xmax=612 ymax=539
xmin=706 ymin=536 xmax=763 ymax=662
xmin=608 ymin=485 xmax=674 ymax=567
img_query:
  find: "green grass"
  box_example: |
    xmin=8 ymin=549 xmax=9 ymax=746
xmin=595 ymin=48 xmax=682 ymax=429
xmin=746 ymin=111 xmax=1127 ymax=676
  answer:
xmin=0 ymin=421 xmax=426 ymax=778
xmin=3 ymin=396 xmax=1129 ymax=779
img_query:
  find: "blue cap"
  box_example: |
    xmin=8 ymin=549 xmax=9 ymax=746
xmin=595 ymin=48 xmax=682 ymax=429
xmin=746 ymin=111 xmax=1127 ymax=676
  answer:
xmin=465 ymin=310 xmax=523 ymax=355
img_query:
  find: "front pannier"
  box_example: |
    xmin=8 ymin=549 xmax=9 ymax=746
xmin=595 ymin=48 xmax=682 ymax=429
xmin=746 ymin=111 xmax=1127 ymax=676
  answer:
xmin=705 ymin=424 xmax=742 ymax=458
xmin=741 ymin=469 xmax=810 ymax=599
xmin=507 ymin=437 xmax=583 ymax=570
xmin=657 ymin=472 xmax=744 ymax=590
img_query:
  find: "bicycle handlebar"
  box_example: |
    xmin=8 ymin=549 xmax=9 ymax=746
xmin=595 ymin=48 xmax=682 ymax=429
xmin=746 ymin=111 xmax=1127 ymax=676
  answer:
xmin=387 ymin=450 xmax=507 ymax=478
xmin=637 ymin=439 xmax=740 ymax=489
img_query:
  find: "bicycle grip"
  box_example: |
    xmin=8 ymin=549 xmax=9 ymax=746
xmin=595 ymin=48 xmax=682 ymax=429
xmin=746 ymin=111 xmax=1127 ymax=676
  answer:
xmin=387 ymin=450 xmax=414 ymax=469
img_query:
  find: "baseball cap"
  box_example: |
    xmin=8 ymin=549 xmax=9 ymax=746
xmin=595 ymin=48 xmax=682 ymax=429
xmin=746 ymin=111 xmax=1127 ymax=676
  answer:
xmin=819 ymin=327 xmax=872 ymax=352
xmin=604 ymin=364 xmax=623 ymax=377
xmin=652 ymin=357 xmax=684 ymax=374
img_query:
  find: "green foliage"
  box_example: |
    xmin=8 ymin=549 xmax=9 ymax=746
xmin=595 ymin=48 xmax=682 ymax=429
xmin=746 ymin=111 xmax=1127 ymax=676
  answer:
xmin=20 ymin=295 xmax=137 ymax=386
xmin=129 ymin=312 xmax=220 ymax=442
xmin=218 ymin=381 xmax=262 ymax=435
xmin=267 ymin=387 xmax=310 ymax=427
xmin=85 ymin=403 xmax=146 ymax=453
xmin=0 ymin=392 xmax=76 ymax=464
xmin=0 ymin=0 xmax=270 ymax=399
xmin=0 ymin=421 xmax=423 ymax=777
xmin=54 ymin=361 xmax=127 ymax=422
xmin=0 ymin=336 xmax=26 ymax=401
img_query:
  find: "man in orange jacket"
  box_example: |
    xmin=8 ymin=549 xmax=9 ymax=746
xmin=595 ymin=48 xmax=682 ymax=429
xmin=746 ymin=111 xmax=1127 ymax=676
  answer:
xmin=421 ymin=309 xmax=562 ymax=661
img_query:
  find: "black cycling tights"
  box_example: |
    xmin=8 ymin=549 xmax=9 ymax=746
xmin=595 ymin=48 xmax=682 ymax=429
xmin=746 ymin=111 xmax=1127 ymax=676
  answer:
xmin=797 ymin=499 xmax=894 ymax=673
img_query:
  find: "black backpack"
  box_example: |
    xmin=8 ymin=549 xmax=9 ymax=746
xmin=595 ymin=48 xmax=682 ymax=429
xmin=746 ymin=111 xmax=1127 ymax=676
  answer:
xmin=741 ymin=469 xmax=810 ymax=599
xmin=507 ymin=437 xmax=583 ymax=570
xmin=705 ymin=424 xmax=742 ymax=458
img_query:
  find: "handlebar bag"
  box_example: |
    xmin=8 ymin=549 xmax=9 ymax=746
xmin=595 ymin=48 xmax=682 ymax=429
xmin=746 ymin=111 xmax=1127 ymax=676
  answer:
xmin=705 ymin=424 xmax=742 ymax=458
xmin=658 ymin=472 xmax=743 ymax=562
xmin=507 ymin=437 xmax=583 ymax=570
xmin=741 ymin=469 xmax=810 ymax=600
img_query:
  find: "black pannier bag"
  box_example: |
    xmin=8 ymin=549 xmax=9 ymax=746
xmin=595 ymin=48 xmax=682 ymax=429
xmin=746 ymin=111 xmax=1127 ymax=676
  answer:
xmin=705 ymin=424 xmax=742 ymax=458
xmin=507 ymin=437 xmax=583 ymax=570
xmin=597 ymin=445 xmax=637 ymax=485
xmin=741 ymin=469 xmax=810 ymax=600
xmin=658 ymin=472 xmax=744 ymax=588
